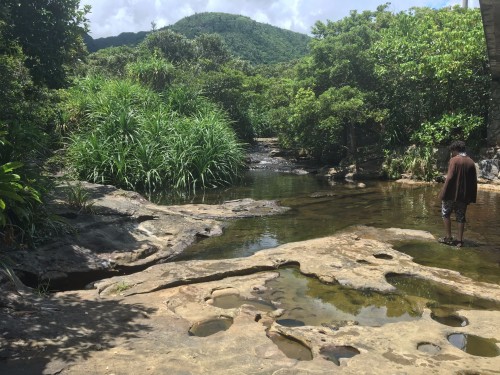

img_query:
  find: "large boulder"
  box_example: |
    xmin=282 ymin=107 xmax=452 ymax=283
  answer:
xmin=478 ymin=159 xmax=500 ymax=181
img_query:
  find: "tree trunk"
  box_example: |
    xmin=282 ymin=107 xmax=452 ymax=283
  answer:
xmin=349 ymin=123 xmax=358 ymax=171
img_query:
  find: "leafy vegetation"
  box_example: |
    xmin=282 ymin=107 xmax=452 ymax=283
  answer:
xmin=373 ymin=6 xmax=489 ymax=146
xmin=65 ymin=182 xmax=95 ymax=213
xmin=1 ymin=1 xmax=88 ymax=247
xmin=382 ymin=146 xmax=438 ymax=181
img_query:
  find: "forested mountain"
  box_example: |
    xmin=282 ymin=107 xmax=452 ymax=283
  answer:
xmin=85 ymin=31 xmax=149 ymax=53
xmin=85 ymin=12 xmax=311 ymax=64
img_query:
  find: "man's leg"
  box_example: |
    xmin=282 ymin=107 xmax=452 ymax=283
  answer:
xmin=455 ymin=202 xmax=468 ymax=246
xmin=441 ymin=201 xmax=453 ymax=241
xmin=457 ymin=222 xmax=465 ymax=242
xmin=444 ymin=217 xmax=452 ymax=239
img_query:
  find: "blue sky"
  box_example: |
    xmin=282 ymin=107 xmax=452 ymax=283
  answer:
xmin=81 ymin=0 xmax=479 ymax=39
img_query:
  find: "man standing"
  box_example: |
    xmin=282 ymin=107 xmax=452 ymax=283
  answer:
xmin=438 ymin=140 xmax=477 ymax=247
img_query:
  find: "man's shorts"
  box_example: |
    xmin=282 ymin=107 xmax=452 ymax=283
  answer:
xmin=441 ymin=200 xmax=468 ymax=223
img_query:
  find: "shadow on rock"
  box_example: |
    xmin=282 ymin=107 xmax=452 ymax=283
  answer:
xmin=0 ymin=286 xmax=156 ymax=374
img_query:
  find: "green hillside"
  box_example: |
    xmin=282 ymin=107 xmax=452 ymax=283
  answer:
xmin=169 ymin=13 xmax=310 ymax=64
xmin=86 ymin=12 xmax=310 ymax=64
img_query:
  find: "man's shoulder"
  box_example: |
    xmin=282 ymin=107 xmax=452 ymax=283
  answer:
xmin=452 ymin=155 xmax=475 ymax=164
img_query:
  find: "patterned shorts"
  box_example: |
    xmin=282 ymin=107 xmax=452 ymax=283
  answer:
xmin=441 ymin=200 xmax=468 ymax=223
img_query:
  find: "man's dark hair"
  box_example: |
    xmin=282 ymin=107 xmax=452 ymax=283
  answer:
xmin=449 ymin=140 xmax=466 ymax=153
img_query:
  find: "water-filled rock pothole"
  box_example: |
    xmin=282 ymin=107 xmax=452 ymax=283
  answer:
xmin=319 ymin=345 xmax=360 ymax=365
xmin=417 ymin=342 xmax=441 ymax=354
xmin=430 ymin=312 xmax=468 ymax=327
xmin=188 ymin=317 xmax=233 ymax=337
xmin=447 ymin=333 xmax=500 ymax=357
xmin=267 ymin=331 xmax=313 ymax=361
xmin=276 ymin=318 xmax=305 ymax=327
xmin=356 ymin=259 xmax=372 ymax=265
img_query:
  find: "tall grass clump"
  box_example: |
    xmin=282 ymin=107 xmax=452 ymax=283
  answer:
xmin=167 ymin=109 xmax=245 ymax=191
xmin=62 ymin=77 xmax=245 ymax=195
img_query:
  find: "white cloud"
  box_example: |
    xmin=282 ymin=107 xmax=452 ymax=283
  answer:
xmin=81 ymin=0 xmax=479 ymax=39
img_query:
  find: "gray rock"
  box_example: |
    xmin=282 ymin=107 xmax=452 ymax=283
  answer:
xmin=478 ymin=159 xmax=500 ymax=180
xmin=8 ymin=183 xmax=289 ymax=282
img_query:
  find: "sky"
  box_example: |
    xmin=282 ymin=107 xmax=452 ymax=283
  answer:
xmin=81 ymin=0 xmax=480 ymax=39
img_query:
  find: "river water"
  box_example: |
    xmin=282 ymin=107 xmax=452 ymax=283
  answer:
xmin=170 ymin=170 xmax=500 ymax=285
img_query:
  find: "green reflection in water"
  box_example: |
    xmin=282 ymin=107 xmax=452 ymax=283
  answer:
xmin=386 ymin=274 xmax=500 ymax=312
xmin=211 ymin=294 xmax=275 ymax=312
xmin=447 ymin=333 xmax=500 ymax=357
xmin=258 ymin=268 xmax=422 ymax=327
xmin=394 ymin=241 xmax=500 ymax=284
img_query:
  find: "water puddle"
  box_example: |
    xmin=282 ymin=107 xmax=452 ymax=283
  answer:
xmin=257 ymin=268 xmax=422 ymax=327
xmin=394 ymin=242 xmax=500 ymax=285
xmin=188 ymin=317 xmax=233 ymax=337
xmin=319 ymin=345 xmax=360 ymax=365
xmin=430 ymin=311 xmax=468 ymax=327
xmin=267 ymin=331 xmax=313 ymax=361
xmin=211 ymin=293 xmax=276 ymax=312
xmin=447 ymin=333 xmax=500 ymax=357
xmin=276 ymin=319 xmax=306 ymax=327
xmin=386 ymin=274 xmax=500 ymax=312
xmin=373 ymin=253 xmax=393 ymax=260
xmin=417 ymin=342 xmax=441 ymax=354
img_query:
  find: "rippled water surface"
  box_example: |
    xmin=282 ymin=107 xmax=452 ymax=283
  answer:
xmin=169 ymin=170 xmax=500 ymax=284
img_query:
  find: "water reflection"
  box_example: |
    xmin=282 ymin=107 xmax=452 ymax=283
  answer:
xmin=258 ymin=268 xmax=421 ymax=327
xmin=166 ymin=170 xmax=500 ymax=284
xmin=447 ymin=333 xmax=500 ymax=357
xmin=386 ymin=274 xmax=500 ymax=311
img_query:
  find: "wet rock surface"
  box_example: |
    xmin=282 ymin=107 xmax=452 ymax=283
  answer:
xmin=1 ymin=223 xmax=499 ymax=374
xmin=247 ymin=138 xmax=314 ymax=175
xmin=5 ymin=182 xmax=289 ymax=284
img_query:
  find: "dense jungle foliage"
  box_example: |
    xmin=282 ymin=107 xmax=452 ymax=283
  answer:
xmin=86 ymin=12 xmax=311 ymax=65
xmin=0 ymin=2 xmax=491 ymax=247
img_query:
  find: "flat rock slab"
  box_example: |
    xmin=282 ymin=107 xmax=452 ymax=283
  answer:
xmin=1 ymin=227 xmax=499 ymax=375
xmin=6 ymin=182 xmax=289 ymax=281
xmin=94 ymin=227 xmax=500 ymax=303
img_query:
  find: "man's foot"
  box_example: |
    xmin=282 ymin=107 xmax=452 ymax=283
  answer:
xmin=438 ymin=237 xmax=454 ymax=245
xmin=455 ymin=241 xmax=464 ymax=248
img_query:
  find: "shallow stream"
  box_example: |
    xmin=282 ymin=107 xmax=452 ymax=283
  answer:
xmin=169 ymin=170 xmax=500 ymax=285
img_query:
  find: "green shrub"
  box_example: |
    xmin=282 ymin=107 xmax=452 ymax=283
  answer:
xmin=0 ymin=160 xmax=42 ymax=245
xmin=382 ymin=146 xmax=438 ymax=182
xmin=167 ymin=111 xmax=245 ymax=191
